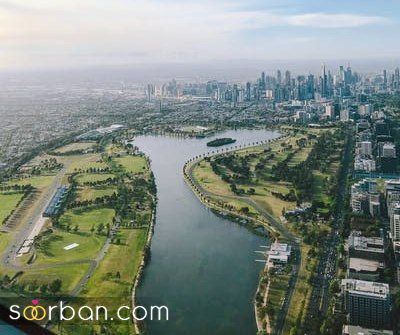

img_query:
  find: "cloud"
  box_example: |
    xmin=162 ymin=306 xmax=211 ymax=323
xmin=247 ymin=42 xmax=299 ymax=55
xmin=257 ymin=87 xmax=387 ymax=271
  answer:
xmin=287 ymin=12 xmax=388 ymax=28
xmin=0 ymin=0 xmax=393 ymax=69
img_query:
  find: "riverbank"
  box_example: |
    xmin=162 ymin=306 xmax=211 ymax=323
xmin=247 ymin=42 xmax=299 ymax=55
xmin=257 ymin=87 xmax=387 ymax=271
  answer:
xmin=131 ymin=204 xmax=157 ymax=334
xmin=182 ymin=136 xmax=289 ymax=334
xmin=131 ymin=155 xmax=157 ymax=335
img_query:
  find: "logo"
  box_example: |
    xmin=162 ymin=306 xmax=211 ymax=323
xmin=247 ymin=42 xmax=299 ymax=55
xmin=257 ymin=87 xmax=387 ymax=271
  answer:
xmin=9 ymin=299 xmax=169 ymax=323
xmin=22 ymin=299 xmax=47 ymax=321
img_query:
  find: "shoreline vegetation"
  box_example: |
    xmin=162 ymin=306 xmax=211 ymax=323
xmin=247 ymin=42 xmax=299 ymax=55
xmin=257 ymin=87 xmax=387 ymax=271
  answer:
xmin=184 ymin=125 xmax=345 ymax=335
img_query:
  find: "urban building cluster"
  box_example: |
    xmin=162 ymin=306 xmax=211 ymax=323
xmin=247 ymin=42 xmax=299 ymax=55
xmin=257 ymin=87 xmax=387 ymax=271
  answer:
xmin=342 ymin=98 xmax=400 ymax=334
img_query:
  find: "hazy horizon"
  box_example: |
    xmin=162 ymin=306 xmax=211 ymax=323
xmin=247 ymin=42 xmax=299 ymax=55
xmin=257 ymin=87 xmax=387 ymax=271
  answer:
xmin=1 ymin=0 xmax=399 ymax=73
xmin=0 ymin=58 xmax=399 ymax=86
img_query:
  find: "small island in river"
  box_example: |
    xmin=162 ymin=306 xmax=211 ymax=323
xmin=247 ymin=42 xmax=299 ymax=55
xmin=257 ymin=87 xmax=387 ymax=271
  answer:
xmin=206 ymin=137 xmax=236 ymax=147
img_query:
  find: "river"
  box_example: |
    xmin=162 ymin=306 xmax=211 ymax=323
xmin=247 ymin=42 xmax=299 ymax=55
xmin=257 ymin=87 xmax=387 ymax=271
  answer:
xmin=134 ymin=128 xmax=280 ymax=335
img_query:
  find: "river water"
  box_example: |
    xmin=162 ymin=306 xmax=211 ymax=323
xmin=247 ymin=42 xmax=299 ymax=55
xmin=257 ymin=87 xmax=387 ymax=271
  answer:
xmin=134 ymin=129 xmax=280 ymax=335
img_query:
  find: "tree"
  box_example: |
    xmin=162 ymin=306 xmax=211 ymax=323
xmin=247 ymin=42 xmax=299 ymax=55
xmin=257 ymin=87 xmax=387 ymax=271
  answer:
xmin=329 ymin=279 xmax=340 ymax=295
xmin=49 ymin=279 xmax=62 ymax=294
xmin=40 ymin=284 xmax=48 ymax=293
xmin=240 ymin=206 xmax=250 ymax=214
xmin=97 ymin=223 xmax=104 ymax=235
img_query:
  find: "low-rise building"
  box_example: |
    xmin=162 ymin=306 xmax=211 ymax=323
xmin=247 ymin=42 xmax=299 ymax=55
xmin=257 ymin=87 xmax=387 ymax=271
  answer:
xmin=348 ymin=257 xmax=382 ymax=281
xmin=348 ymin=231 xmax=386 ymax=262
xmin=267 ymin=242 xmax=292 ymax=266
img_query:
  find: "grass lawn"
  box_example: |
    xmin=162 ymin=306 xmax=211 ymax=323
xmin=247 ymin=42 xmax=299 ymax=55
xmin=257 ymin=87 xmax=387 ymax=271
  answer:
xmin=253 ymin=194 xmax=294 ymax=218
xmin=0 ymin=232 xmax=12 ymax=259
xmin=65 ymin=154 xmax=107 ymax=173
xmin=19 ymin=263 xmax=91 ymax=294
xmin=33 ymin=207 xmax=115 ymax=265
xmin=283 ymin=245 xmax=316 ymax=335
xmin=60 ymin=207 xmax=115 ymax=233
xmin=115 ymin=155 xmax=147 ymax=174
xmin=76 ymin=187 xmax=117 ymax=202
xmin=54 ymin=142 xmax=95 ymax=154
xmin=192 ymin=161 xmax=233 ymax=196
xmin=84 ymin=228 xmax=147 ymax=297
xmin=0 ymin=192 xmax=24 ymax=223
xmin=268 ymin=273 xmax=291 ymax=331
xmin=75 ymin=173 xmax=115 ymax=184
xmin=7 ymin=175 xmax=55 ymax=188
xmin=35 ymin=229 xmax=105 ymax=265
xmin=72 ymin=228 xmax=148 ymax=335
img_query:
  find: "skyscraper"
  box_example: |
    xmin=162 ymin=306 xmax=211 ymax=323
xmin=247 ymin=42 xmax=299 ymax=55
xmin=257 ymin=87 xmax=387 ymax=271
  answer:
xmin=261 ymin=71 xmax=266 ymax=89
xmin=321 ymin=63 xmax=328 ymax=98
xmin=277 ymin=70 xmax=282 ymax=85
xmin=395 ymin=67 xmax=400 ymax=90
xmin=383 ymin=70 xmax=388 ymax=91
xmin=245 ymin=82 xmax=251 ymax=101
xmin=285 ymin=70 xmax=291 ymax=87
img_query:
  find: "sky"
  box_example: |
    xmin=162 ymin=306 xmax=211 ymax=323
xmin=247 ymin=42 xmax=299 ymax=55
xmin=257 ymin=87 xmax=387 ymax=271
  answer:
xmin=0 ymin=0 xmax=399 ymax=71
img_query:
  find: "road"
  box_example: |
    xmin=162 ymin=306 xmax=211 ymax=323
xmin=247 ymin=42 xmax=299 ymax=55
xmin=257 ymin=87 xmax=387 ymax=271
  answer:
xmin=303 ymin=127 xmax=353 ymax=334
xmin=1 ymin=166 xmax=67 ymax=269
xmin=184 ymin=139 xmax=301 ymax=335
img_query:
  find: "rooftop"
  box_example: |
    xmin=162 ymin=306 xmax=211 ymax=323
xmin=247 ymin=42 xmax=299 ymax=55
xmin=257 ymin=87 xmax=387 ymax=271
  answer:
xmin=341 ymin=279 xmax=389 ymax=298
xmin=349 ymin=258 xmax=382 ymax=273
xmin=342 ymin=325 xmax=393 ymax=335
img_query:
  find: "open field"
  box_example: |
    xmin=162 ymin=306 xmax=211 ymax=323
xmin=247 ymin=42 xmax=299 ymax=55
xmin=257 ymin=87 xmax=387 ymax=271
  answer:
xmin=76 ymin=187 xmax=117 ymax=201
xmin=64 ymin=154 xmax=107 ymax=173
xmin=54 ymin=142 xmax=95 ymax=154
xmin=115 ymin=155 xmax=147 ymax=174
xmin=0 ymin=192 xmax=24 ymax=223
xmin=19 ymin=263 xmax=91 ymax=294
xmin=33 ymin=208 xmax=114 ymax=266
xmin=0 ymin=232 xmax=12 ymax=256
xmin=192 ymin=161 xmax=233 ymax=196
xmin=85 ymin=228 xmax=147 ymax=297
xmin=7 ymin=175 xmax=55 ymax=188
xmin=35 ymin=229 xmax=106 ymax=265
xmin=60 ymin=207 xmax=115 ymax=233
xmin=75 ymin=173 xmax=115 ymax=184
